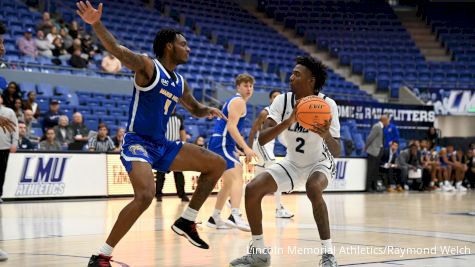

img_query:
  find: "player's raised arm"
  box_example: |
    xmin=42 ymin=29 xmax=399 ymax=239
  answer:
xmin=247 ymin=109 xmax=268 ymax=148
xmin=76 ymin=1 xmax=153 ymax=78
xmin=179 ymin=80 xmax=226 ymax=120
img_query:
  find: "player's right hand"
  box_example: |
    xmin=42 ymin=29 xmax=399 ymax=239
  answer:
xmin=243 ymin=147 xmax=258 ymax=164
xmin=0 ymin=116 xmax=16 ymax=133
xmin=76 ymin=1 xmax=103 ymax=25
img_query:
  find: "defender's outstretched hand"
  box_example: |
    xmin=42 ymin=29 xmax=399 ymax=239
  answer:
xmin=76 ymin=1 xmax=103 ymax=25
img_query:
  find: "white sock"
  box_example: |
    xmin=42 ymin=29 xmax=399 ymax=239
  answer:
xmin=444 ymin=180 xmax=450 ymax=186
xmin=181 ymin=207 xmax=198 ymax=222
xmin=456 ymin=181 xmax=462 ymax=188
xmin=252 ymin=234 xmax=265 ymax=249
xmin=231 ymin=208 xmax=240 ymax=216
xmin=212 ymin=209 xmax=221 ymax=218
xmin=274 ymin=191 xmax=282 ymax=209
xmin=98 ymin=243 xmax=113 ymax=256
xmin=321 ymin=239 xmax=333 ymax=254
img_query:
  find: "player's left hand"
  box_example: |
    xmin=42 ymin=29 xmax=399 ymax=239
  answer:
xmin=310 ymin=118 xmax=332 ymax=139
xmin=207 ymin=107 xmax=227 ymax=120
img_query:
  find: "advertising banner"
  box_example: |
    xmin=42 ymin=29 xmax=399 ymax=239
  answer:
xmin=412 ymin=88 xmax=475 ymax=116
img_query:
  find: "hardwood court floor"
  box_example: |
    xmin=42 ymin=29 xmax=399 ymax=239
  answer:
xmin=1 ymin=191 xmax=474 ymax=266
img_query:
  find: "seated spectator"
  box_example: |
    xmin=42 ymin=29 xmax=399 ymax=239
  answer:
xmin=420 ymin=140 xmax=439 ymax=190
xmin=194 ymin=135 xmax=206 ymax=148
xmin=452 ymin=148 xmax=468 ymax=192
xmin=88 ymin=123 xmax=115 ymax=152
xmin=52 ymin=37 xmax=67 ymax=58
xmin=18 ymin=121 xmax=35 ymax=150
xmin=23 ymin=109 xmax=40 ymax=143
xmin=46 ymin=26 xmax=61 ymax=44
xmin=17 ymin=28 xmax=38 ymax=57
xmin=54 ymin=115 xmax=74 ymax=149
xmin=69 ymin=48 xmax=88 ymax=68
xmin=59 ymin=27 xmax=73 ymax=50
xmin=438 ymin=148 xmax=455 ymax=191
xmin=38 ymin=128 xmax=61 ymax=151
xmin=36 ymin=12 xmax=54 ymax=34
xmin=13 ymin=98 xmax=24 ymax=122
xmin=465 ymin=149 xmax=475 ymax=189
xmin=396 ymin=143 xmax=422 ymax=190
xmin=42 ymin=99 xmax=65 ymax=131
xmin=427 ymin=127 xmax=439 ymax=148
xmin=111 ymin=127 xmax=125 ymax=150
xmin=380 ymin=141 xmax=402 ymax=192
xmin=67 ymin=21 xmax=81 ymax=39
xmin=69 ymin=112 xmax=90 ymax=150
xmin=35 ymin=30 xmax=54 ymax=57
xmin=2 ymin=82 xmax=22 ymax=110
xmin=101 ymin=53 xmax=122 ymax=74
xmin=22 ymin=91 xmax=40 ymax=118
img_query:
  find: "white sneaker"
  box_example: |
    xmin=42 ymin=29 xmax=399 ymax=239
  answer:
xmin=206 ymin=216 xmax=231 ymax=229
xmin=229 ymin=245 xmax=271 ymax=267
xmin=456 ymin=185 xmax=468 ymax=192
xmin=226 ymin=214 xmax=251 ymax=232
xmin=276 ymin=206 xmax=294 ymax=219
xmin=0 ymin=249 xmax=8 ymax=261
xmin=442 ymin=185 xmax=455 ymax=192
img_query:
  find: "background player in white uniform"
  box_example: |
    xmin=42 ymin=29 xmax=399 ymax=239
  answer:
xmin=230 ymin=56 xmax=341 ymax=267
xmin=248 ymin=89 xmax=294 ymax=219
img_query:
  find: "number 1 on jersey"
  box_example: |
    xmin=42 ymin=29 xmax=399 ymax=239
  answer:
xmin=164 ymin=99 xmax=172 ymax=115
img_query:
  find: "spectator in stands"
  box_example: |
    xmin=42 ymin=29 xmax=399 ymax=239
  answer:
xmin=46 ymin=26 xmax=61 ymax=44
xmin=0 ymin=94 xmax=18 ymax=203
xmin=88 ymin=123 xmax=115 ymax=152
xmin=52 ymin=37 xmax=68 ymax=58
xmin=111 ymin=127 xmax=125 ymax=150
xmin=22 ymin=91 xmax=40 ymax=118
xmin=42 ymin=99 xmax=65 ymax=131
xmin=427 ymin=127 xmax=438 ymax=148
xmin=101 ymin=52 xmax=122 ymax=74
xmin=69 ymin=47 xmax=88 ymax=68
xmin=13 ymin=98 xmax=24 ymax=122
xmin=54 ymin=115 xmax=74 ymax=149
xmin=23 ymin=109 xmax=39 ymax=142
xmin=36 ymin=12 xmax=54 ymax=34
xmin=365 ymin=115 xmax=389 ymax=192
xmin=18 ymin=121 xmax=34 ymax=150
xmin=38 ymin=128 xmax=61 ymax=151
xmin=69 ymin=112 xmax=90 ymax=150
xmin=380 ymin=141 xmax=401 ymax=192
xmin=194 ymin=135 xmax=206 ymax=148
xmin=465 ymin=149 xmax=475 ymax=189
xmin=59 ymin=27 xmax=73 ymax=50
xmin=2 ymin=82 xmax=23 ymax=110
xmin=68 ymin=21 xmax=81 ymax=39
xmin=397 ymin=143 xmax=422 ymax=190
xmin=383 ymin=116 xmax=399 ymax=149
xmin=35 ymin=30 xmax=54 ymax=57
xmin=67 ymin=38 xmax=82 ymax=55
xmin=17 ymin=28 xmax=38 ymax=58
xmin=81 ymin=34 xmax=97 ymax=60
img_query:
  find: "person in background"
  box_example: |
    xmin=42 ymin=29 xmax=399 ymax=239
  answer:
xmin=13 ymin=98 xmax=24 ymax=122
xmin=59 ymin=27 xmax=73 ymax=50
xmin=88 ymin=123 xmax=115 ymax=152
xmin=0 ymin=94 xmax=18 ymax=203
xmin=38 ymin=128 xmax=62 ymax=151
xmin=365 ymin=115 xmax=389 ymax=192
xmin=383 ymin=116 xmax=399 ymax=149
xmin=101 ymin=52 xmax=122 ymax=73
xmin=396 ymin=143 xmax=422 ymax=191
xmin=36 ymin=12 xmax=54 ymax=34
xmin=23 ymin=109 xmax=39 ymax=143
xmin=42 ymin=99 xmax=65 ymax=131
xmin=438 ymin=148 xmax=455 ymax=192
xmin=111 ymin=127 xmax=125 ymax=151
xmin=35 ymin=30 xmax=54 ymax=57
xmin=465 ymin=149 xmax=475 ymax=189
xmin=69 ymin=112 xmax=90 ymax=150
xmin=427 ymin=127 xmax=438 ymax=149
xmin=380 ymin=141 xmax=402 ymax=192
xmin=421 ymin=140 xmax=439 ymax=190
xmin=54 ymin=115 xmax=74 ymax=149
xmin=18 ymin=121 xmax=35 ymax=150
xmin=2 ymin=82 xmax=23 ymax=110
xmin=452 ymin=147 xmax=468 ymax=192
xmin=46 ymin=26 xmax=61 ymax=44
xmin=194 ymin=135 xmax=206 ymax=148
xmin=22 ymin=91 xmax=41 ymax=119
xmin=17 ymin=28 xmax=38 ymax=57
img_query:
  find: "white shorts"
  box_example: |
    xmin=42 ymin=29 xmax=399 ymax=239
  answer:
xmin=265 ymin=158 xmax=335 ymax=193
xmin=252 ymin=141 xmax=275 ymax=168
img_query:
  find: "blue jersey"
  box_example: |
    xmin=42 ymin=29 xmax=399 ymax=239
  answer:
xmin=211 ymin=93 xmax=246 ymax=148
xmin=127 ymin=59 xmax=184 ymax=143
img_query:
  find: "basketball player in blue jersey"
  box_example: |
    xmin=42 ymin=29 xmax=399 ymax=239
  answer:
xmin=230 ymin=57 xmax=340 ymax=267
xmin=206 ymin=74 xmax=257 ymax=231
xmin=77 ymin=2 xmax=228 ymax=266
xmin=248 ymin=89 xmax=294 ymax=219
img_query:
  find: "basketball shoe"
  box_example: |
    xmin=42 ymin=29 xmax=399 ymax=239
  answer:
xmin=0 ymin=249 xmax=8 ymax=261
xmin=226 ymin=214 xmax=251 ymax=232
xmin=275 ymin=206 xmax=294 ymax=218
xmin=320 ymin=253 xmax=338 ymax=267
xmin=229 ymin=244 xmax=271 ymax=267
xmin=172 ymin=217 xmax=209 ymax=249
xmin=207 ymin=216 xmax=231 ymax=229
xmin=87 ymin=254 xmax=111 ymax=267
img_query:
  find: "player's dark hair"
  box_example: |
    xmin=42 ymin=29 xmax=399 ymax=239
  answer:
xmin=296 ymin=56 xmax=327 ymax=94
xmin=269 ymin=89 xmax=281 ymax=99
xmin=153 ymin=28 xmax=183 ymax=58
xmin=0 ymin=21 xmax=6 ymax=35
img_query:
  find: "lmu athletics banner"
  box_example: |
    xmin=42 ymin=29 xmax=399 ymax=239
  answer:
xmin=3 ymin=153 xmax=107 ymax=198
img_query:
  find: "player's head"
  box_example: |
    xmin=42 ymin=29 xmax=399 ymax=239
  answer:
xmin=235 ymin=73 xmax=255 ymax=100
xmin=290 ymin=56 xmax=327 ymax=95
xmin=269 ymin=89 xmax=281 ymax=104
xmin=0 ymin=21 xmax=6 ymax=57
xmin=153 ymin=28 xmax=190 ymax=64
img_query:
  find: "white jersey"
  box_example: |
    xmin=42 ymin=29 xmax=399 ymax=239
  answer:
xmin=254 ymin=107 xmax=276 ymax=166
xmin=267 ymin=92 xmax=340 ymax=167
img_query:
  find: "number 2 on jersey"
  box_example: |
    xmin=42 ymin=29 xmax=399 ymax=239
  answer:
xmin=164 ymin=99 xmax=172 ymax=115
xmin=296 ymin=137 xmax=305 ymax=153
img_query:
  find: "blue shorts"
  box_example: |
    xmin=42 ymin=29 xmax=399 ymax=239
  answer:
xmin=208 ymin=136 xmax=240 ymax=170
xmin=120 ymin=132 xmax=183 ymax=173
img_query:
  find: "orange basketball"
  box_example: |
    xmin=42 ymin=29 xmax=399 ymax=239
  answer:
xmin=295 ymin=95 xmax=332 ymax=130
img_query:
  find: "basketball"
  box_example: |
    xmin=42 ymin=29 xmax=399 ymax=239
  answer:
xmin=295 ymin=96 xmax=332 ymax=129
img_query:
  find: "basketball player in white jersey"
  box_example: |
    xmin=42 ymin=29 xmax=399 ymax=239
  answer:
xmin=230 ymin=56 xmax=340 ymax=267
xmin=248 ymin=89 xmax=294 ymax=219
